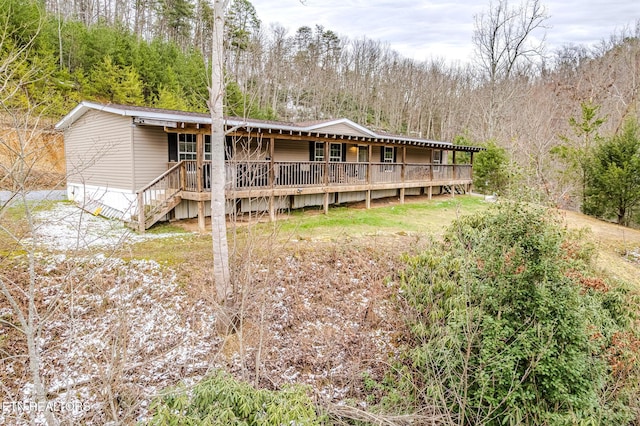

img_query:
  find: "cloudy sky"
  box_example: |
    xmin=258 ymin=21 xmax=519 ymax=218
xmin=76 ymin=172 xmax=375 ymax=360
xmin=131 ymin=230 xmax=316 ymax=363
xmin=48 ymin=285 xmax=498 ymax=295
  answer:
xmin=249 ymin=0 xmax=639 ymax=64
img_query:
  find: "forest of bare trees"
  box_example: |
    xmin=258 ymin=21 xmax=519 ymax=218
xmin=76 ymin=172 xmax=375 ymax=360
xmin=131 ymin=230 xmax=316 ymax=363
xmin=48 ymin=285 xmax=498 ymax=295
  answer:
xmin=13 ymin=0 xmax=640 ymax=211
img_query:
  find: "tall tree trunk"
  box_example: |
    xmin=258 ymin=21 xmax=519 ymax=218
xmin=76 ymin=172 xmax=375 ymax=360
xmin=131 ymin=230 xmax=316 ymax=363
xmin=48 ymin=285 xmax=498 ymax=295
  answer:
xmin=209 ymin=0 xmax=231 ymax=302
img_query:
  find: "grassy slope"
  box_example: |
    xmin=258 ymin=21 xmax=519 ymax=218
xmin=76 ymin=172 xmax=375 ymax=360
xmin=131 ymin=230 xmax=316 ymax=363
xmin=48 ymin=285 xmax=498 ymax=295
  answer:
xmin=143 ymin=194 xmax=640 ymax=288
xmin=275 ymin=195 xmax=486 ymax=238
xmin=272 ymin=195 xmax=640 ymax=288
xmin=561 ymin=209 xmax=640 ymax=288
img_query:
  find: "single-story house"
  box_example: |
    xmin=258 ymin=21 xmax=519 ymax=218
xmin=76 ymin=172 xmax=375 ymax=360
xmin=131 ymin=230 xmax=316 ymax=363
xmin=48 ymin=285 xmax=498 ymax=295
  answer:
xmin=55 ymin=101 xmax=483 ymax=231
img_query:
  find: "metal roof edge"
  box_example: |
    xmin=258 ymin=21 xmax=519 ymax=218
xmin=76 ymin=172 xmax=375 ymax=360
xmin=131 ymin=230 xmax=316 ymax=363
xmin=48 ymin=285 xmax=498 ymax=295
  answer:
xmin=56 ymin=102 xmax=485 ymax=151
xmin=55 ymin=102 xmax=212 ymax=130
xmin=303 ymin=118 xmax=378 ymax=137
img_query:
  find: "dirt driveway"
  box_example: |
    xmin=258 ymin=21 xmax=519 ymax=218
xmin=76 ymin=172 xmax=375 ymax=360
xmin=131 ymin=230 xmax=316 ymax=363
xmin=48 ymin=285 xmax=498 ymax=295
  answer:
xmin=562 ymin=210 xmax=640 ymax=287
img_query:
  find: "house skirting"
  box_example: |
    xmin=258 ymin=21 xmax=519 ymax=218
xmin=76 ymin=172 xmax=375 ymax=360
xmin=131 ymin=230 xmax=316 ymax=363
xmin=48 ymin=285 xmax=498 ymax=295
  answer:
xmin=67 ymin=183 xmax=137 ymax=220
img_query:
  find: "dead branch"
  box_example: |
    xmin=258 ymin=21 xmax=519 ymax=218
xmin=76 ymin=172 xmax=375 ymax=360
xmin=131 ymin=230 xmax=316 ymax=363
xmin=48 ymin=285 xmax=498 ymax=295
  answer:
xmin=323 ymin=402 xmax=449 ymax=426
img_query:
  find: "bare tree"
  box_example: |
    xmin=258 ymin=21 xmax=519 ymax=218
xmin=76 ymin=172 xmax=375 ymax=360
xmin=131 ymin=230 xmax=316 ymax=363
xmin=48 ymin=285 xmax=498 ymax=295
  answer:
xmin=473 ymin=0 xmax=548 ymax=83
xmin=0 ymin=6 xmax=62 ymax=423
xmin=472 ymin=0 xmax=548 ymax=138
xmin=209 ymin=0 xmax=232 ymax=302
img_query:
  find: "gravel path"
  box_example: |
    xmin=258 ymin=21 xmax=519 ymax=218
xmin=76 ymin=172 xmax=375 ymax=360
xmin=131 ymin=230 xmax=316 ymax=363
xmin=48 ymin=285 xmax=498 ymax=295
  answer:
xmin=0 ymin=189 xmax=66 ymax=202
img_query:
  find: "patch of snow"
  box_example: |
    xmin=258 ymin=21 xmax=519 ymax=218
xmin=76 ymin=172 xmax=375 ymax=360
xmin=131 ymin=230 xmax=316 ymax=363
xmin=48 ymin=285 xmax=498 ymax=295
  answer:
xmin=626 ymin=248 xmax=640 ymax=264
xmin=4 ymin=252 xmax=221 ymax=425
xmin=4 ymin=200 xmax=408 ymax=424
xmin=29 ymin=202 xmax=191 ymax=251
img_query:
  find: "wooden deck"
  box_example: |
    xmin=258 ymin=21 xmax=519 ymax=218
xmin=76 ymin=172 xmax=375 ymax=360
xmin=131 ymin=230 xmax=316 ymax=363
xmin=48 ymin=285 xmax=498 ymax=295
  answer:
xmin=135 ymin=160 xmax=473 ymax=230
xmin=184 ymin=160 xmax=471 ymax=199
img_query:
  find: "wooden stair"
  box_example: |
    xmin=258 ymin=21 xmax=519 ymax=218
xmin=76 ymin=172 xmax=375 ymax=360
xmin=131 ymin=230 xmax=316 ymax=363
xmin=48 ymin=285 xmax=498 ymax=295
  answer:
xmin=143 ymin=194 xmax=182 ymax=230
xmin=133 ymin=161 xmax=186 ymax=232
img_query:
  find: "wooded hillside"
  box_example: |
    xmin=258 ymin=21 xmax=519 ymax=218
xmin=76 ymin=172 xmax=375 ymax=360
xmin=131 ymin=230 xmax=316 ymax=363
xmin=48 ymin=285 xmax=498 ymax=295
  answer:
xmin=3 ymin=0 xmax=640 ymax=217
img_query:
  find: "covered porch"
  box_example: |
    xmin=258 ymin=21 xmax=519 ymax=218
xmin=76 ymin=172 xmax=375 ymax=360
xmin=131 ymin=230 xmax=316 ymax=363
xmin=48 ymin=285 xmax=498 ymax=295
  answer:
xmin=131 ymin=118 xmax=483 ymax=231
xmin=136 ymin=151 xmax=476 ymax=232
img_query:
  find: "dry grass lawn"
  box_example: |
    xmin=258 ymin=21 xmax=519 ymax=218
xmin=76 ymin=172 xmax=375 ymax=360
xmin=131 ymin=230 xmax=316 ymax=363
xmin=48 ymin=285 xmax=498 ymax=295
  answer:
xmin=560 ymin=209 xmax=640 ymax=288
xmin=167 ymin=194 xmax=640 ymax=289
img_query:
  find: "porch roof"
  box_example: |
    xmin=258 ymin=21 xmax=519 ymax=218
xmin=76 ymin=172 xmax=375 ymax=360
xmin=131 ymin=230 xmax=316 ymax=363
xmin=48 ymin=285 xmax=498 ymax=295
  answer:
xmin=55 ymin=101 xmax=483 ymax=152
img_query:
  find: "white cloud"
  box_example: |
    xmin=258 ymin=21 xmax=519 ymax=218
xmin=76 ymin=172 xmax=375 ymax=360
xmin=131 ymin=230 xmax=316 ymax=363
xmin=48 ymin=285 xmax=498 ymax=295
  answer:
xmin=249 ymin=0 xmax=639 ymax=63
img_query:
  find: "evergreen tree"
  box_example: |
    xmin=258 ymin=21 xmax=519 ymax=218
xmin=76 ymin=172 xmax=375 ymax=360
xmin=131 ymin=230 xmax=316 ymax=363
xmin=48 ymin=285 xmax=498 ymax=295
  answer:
xmin=154 ymin=85 xmax=189 ymax=111
xmin=158 ymin=0 xmax=195 ymax=47
xmin=397 ymin=202 xmax=639 ymax=424
xmin=88 ymin=56 xmax=144 ymax=105
xmin=472 ymin=140 xmax=510 ymax=195
xmin=552 ymin=101 xmax=606 ymax=211
xmin=583 ymin=118 xmax=640 ymax=226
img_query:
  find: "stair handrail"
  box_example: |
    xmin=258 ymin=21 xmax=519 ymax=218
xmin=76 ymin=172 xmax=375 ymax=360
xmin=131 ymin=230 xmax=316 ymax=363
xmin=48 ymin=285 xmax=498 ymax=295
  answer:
xmin=136 ymin=160 xmax=185 ymax=195
xmin=136 ymin=161 xmax=185 ymax=231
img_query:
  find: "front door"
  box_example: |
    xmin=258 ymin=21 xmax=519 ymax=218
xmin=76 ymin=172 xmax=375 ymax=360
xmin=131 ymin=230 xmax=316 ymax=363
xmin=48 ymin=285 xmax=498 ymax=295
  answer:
xmin=357 ymin=146 xmax=368 ymax=181
xmin=358 ymin=145 xmax=368 ymax=163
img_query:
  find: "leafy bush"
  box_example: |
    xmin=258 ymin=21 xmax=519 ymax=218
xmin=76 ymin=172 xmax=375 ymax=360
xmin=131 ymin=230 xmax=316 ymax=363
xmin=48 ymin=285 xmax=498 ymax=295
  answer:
xmin=148 ymin=370 xmax=321 ymax=425
xmin=472 ymin=140 xmax=510 ymax=195
xmin=392 ymin=202 xmax=639 ymax=425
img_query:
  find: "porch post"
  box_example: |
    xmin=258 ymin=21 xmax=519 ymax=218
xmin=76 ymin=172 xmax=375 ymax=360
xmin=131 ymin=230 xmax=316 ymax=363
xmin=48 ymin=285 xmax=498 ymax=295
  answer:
xmin=269 ymin=137 xmax=275 ymax=187
xmin=451 ymin=149 xmax=455 ymax=198
xmin=470 ymin=151 xmax=474 ymax=193
xmin=429 ymin=148 xmax=434 ymax=181
xmin=180 ymin=161 xmax=186 ymax=190
xmin=323 ymin=141 xmax=329 ymax=214
xmin=366 ymin=144 xmax=372 ymax=209
xmin=196 ymin=133 xmax=203 ymax=192
xmin=400 ymin=146 xmax=406 ymax=204
xmin=452 ymin=150 xmax=457 ymax=180
xmin=367 ymin=144 xmax=372 ymax=184
xmin=269 ymin=136 xmax=275 ymax=222
xmin=196 ymin=132 xmax=205 ymax=232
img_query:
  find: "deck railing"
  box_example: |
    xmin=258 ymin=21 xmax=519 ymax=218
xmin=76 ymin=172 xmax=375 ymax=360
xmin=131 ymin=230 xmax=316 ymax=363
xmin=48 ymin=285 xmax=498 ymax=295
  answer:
xmin=181 ymin=161 xmax=473 ymax=192
xmin=136 ymin=161 xmax=184 ymax=230
xmin=135 ymin=161 xmax=473 ymax=230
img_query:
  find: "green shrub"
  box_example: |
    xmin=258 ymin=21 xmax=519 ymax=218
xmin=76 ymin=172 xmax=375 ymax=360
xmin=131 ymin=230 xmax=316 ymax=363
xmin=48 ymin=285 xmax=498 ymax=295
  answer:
xmin=472 ymin=140 xmax=510 ymax=195
xmin=393 ymin=202 xmax=639 ymax=425
xmin=147 ymin=370 xmax=321 ymax=425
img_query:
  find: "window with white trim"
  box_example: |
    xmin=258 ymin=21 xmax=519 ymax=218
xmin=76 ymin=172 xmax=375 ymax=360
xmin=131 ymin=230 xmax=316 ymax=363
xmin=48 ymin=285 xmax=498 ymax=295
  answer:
xmin=383 ymin=146 xmax=394 ymax=163
xmin=314 ymin=142 xmax=324 ymax=161
xmin=433 ymin=149 xmax=441 ymax=164
xmin=178 ymin=134 xmax=196 ymax=160
xmin=314 ymin=142 xmax=343 ymax=162
xmin=433 ymin=149 xmax=441 ymax=172
xmin=329 ymin=143 xmax=342 ymax=162
xmin=178 ymin=134 xmax=211 ymax=161
xmin=204 ymin=135 xmax=211 ymax=160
